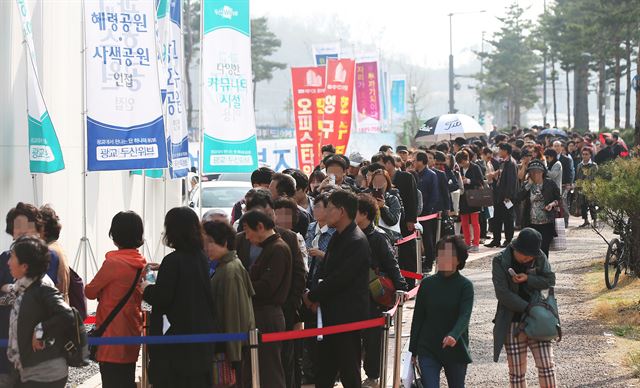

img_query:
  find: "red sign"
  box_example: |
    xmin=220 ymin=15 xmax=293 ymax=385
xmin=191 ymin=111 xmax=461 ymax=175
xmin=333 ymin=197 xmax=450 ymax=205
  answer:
xmin=291 ymin=66 xmax=326 ymax=175
xmin=320 ymin=58 xmax=355 ymax=156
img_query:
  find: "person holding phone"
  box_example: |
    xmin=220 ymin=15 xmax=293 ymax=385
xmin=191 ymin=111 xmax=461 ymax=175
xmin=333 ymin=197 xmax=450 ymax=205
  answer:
xmin=409 ymin=235 xmax=474 ymax=388
xmin=364 ymin=167 xmax=403 ymax=241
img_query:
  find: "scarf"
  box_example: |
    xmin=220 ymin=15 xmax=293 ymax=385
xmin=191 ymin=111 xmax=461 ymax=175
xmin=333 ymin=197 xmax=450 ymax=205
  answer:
xmin=7 ymin=277 xmax=38 ymax=371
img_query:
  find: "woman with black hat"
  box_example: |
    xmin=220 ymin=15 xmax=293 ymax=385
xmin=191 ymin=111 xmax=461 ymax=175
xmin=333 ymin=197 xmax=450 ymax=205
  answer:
xmin=515 ymin=159 xmax=561 ymax=259
xmin=491 ymin=228 xmax=557 ymax=387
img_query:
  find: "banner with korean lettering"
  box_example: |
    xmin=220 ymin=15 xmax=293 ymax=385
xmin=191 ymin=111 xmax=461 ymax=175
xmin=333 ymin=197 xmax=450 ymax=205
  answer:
xmin=257 ymin=138 xmax=298 ymax=172
xmin=16 ymin=0 xmax=65 ymax=174
xmin=291 ymin=66 xmax=325 ymax=175
xmin=85 ymin=0 xmax=167 ymax=171
xmin=355 ymin=61 xmax=381 ymax=133
xmin=391 ymin=75 xmax=407 ymax=121
xmin=320 ymin=58 xmax=355 ymax=156
xmin=157 ymin=0 xmax=189 ymax=178
xmin=201 ymin=0 xmax=258 ymax=173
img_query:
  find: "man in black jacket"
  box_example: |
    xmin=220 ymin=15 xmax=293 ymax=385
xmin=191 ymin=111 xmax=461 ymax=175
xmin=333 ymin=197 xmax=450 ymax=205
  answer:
xmin=303 ymin=190 xmax=371 ymax=388
xmin=486 ymin=143 xmax=518 ymax=248
xmin=356 ymin=194 xmax=408 ymax=386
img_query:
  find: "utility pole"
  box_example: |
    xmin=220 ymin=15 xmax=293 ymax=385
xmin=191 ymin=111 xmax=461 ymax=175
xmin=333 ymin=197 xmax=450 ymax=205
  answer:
xmin=478 ymin=31 xmax=485 ymax=123
xmin=542 ymin=0 xmax=548 ymax=126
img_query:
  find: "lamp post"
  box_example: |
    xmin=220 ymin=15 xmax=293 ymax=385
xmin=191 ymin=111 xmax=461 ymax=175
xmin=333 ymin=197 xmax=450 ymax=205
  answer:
xmin=448 ymin=10 xmax=486 ymax=114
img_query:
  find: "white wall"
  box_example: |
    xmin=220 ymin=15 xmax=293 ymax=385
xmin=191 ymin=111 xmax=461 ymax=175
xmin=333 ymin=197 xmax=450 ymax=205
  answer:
xmin=0 ymin=0 xmax=182 ymax=282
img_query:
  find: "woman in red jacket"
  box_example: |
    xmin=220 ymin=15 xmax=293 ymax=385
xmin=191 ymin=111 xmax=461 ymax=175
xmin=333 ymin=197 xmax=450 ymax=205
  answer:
xmin=85 ymin=211 xmax=147 ymax=388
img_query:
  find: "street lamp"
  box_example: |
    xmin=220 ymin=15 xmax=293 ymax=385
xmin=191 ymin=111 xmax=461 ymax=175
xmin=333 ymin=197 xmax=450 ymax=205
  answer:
xmin=448 ymin=10 xmax=486 ymax=114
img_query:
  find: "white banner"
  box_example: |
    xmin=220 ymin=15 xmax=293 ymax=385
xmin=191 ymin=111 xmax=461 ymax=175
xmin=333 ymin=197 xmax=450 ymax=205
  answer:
xmin=312 ymin=41 xmax=340 ymax=66
xmin=16 ymin=0 xmax=65 ymax=173
xmin=84 ymin=0 xmax=167 ymax=171
xmin=201 ymin=0 xmax=258 ymax=173
xmin=257 ymin=138 xmax=298 ymax=172
xmin=157 ymin=0 xmax=189 ymax=178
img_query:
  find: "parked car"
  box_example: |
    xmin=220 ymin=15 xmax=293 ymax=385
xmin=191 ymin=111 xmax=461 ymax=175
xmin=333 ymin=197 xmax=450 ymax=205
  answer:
xmin=188 ymin=181 xmax=252 ymax=221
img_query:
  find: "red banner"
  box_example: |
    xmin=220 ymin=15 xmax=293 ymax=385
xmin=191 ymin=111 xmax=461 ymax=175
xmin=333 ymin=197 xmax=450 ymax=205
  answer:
xmin=320 ymin=58 xmax=355 ymax=156
xmin=291 ymin=67 xmax=326 ymax=175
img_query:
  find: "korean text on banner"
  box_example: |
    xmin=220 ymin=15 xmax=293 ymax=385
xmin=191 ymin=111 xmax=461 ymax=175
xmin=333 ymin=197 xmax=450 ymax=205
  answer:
xmin=355 ymin=61 xmax=381 ymax=134
xmin=312 ymin=42 xmax=340 ymax=66
xmin=85 ymin=0 xmax=168 ymax=171
xmin=291 ymin=66 xmax=325 ymax=175
xmin=202 ymin=0 xmax=258 ymax=173
xmin=257 ymin=138 xmax=298 ymax=172
xmin=391 ymin=75 xmax=407 ymax=120
xmin=16 ymin=0 xmax=65 ymax=174
xmin=320 ymin=58 xmax=355 ymax=156
xmin=158 ymin=0 xmax=189 ymax=179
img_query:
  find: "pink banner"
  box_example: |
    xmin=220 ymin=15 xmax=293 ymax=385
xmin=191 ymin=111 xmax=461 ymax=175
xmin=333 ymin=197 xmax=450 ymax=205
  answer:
xmin=355 ymin=61 xmax=381 ymax=133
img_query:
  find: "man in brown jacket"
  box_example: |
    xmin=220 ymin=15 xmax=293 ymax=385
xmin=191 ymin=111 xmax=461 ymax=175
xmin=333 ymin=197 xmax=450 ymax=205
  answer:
xmin=240 ymin=210 xmax=292 ymax=388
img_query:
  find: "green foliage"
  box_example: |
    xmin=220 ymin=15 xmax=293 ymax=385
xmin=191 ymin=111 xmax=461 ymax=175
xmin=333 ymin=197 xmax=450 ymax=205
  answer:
xmin=477 ymin=4 xmax=540 ymax=125
xmin=580 ymin=158 xmax=640 ymax=217
xmin=251 ymin=17 xmax=286 ymax=84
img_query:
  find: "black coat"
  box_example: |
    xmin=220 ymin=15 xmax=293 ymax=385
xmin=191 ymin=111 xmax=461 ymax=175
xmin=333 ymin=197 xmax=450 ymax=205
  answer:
xmin=433 ymin=168 xmax=452 ymax=211
xmin=459 ymin=163 xmax=484 ymax=214
xmin=495 ymin=157 xmax=518 ymax=203
xmin=143 ymin=249 xmax=216 ymax=380
xmin=14 ymin=279 xmax=74 ymax=369
xmin=392 ymin=171 xmax=418 ymax=224
xmin=515 ymin=178 xmax=562 ymax=229
xmin=307 ymin=222 xmax=370 ymax=326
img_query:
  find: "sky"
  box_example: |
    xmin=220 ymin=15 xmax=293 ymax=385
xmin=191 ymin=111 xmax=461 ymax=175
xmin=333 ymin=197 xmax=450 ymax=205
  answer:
xmin=252 ymin=0 xmax=546 ymax=69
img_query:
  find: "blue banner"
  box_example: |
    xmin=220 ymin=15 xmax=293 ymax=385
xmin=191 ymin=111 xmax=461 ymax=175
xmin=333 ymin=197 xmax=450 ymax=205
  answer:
xmin=391 ymin=76 xmax=406 ymax=120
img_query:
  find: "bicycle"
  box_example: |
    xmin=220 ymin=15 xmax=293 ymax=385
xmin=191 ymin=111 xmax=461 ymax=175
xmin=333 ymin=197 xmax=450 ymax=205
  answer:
xmin=592 ymin=211 xmax=636 ymax=289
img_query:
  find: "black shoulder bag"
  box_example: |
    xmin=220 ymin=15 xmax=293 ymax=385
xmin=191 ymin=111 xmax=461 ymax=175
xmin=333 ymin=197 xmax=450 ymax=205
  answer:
xmin=88 ymin=268 xmax=142 ymax=361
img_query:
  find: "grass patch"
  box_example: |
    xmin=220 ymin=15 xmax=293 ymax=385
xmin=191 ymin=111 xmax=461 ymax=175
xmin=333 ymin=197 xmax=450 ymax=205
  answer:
xmin=627 ymin=350 xmax=640 ymax=378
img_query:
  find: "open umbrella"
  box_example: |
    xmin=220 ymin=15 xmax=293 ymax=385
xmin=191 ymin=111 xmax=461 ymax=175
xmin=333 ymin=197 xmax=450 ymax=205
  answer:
xmin=414 ymin=114 xmax=486 ymax=143
xmin=538 ymin=128 xmax=568 ymax=138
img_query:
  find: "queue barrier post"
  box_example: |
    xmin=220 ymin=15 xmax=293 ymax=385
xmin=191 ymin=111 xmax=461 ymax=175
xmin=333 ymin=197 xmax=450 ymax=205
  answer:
xmin=392 ymin=291 xmax=406 ymax=388
xmin=249 ymin=328 xmax=260 ymax=388
xmin=415 ymin=230 xmax=422 ymax=284
xmin=140 ymin=311 xmax=150 ymax=388
xmin=379 ymin=312 xmax=392 ymax=388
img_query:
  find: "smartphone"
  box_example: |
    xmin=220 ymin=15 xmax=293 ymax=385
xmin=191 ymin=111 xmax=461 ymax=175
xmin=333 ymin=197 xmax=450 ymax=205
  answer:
xmin=373 ymin=188 xmax=384 ymax=199
xmin=508 ymin=268 xmax=517 ymax=277
xmin=329 ymin=174 xmax=336 ymax=185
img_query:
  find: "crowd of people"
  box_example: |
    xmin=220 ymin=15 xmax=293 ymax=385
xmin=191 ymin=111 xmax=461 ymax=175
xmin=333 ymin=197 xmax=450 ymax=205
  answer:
xmin=0 ymin=124 xmax=628 ymax=388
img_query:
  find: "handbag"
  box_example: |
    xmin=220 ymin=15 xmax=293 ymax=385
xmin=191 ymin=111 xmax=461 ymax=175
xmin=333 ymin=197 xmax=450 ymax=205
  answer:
xmin=518 ymin=287 xmax=562 ymax=342
xmin=400 ymin=350 xmax=414 ymax=388
xmin=64 ymin=307 xmax=90 ymax=367
xmin=440 ymin=213 xmax=455 ymax=237
xmin=212 ymin=353 xmax=236 ymax=387
xmin=368 ymin=268 xmax=396 ymax=308
xmin=88 ymin=268 xmax=142 ymax=361
xmin=412 ymin=361 xmax=424 ymax=388
xmin=465 ymin=186 xmax=494 ymax=208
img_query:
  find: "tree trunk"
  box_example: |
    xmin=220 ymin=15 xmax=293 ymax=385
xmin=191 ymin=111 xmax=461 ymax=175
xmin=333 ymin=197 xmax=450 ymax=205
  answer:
xmin=551 ymin=57 xmax=558 ymax=128
xmin=598 ymin=60 xmax=606 ymax=130
xmin=631 ymin=215 xmax=640 ymax=272
xmin=635 ymin=40 xmax=640 ymax=146
xmin=626 ymin=39 xmax=632 ymax=129
xmin=614 ymin=52 xmax=621 ymax=129
xmin=566 ymin=69 xmax=571 ymax=129
xmin=574 ymin=63 xmax=589 ymax=131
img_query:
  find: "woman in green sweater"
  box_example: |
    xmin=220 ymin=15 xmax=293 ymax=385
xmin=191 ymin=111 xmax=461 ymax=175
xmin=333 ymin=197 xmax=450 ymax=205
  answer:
xmin=409 ymin=235 xmax=474 ymax=388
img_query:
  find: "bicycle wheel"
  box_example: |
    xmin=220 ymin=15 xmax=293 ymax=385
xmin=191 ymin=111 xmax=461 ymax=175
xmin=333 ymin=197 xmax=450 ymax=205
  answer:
xmin=605 ymin=238 xmax=622 ymax=289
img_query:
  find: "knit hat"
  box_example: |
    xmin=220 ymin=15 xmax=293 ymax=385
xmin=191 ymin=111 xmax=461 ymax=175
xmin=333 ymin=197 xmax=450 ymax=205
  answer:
xmin=511 ymin=228 xmax=543 ymax=257
xmin=526 ymin=159 xmax=547 ymax=173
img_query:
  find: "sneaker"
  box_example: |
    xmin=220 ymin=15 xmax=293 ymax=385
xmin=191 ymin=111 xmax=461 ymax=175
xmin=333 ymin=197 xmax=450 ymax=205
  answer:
xmin=484 ymin=240 xmax=500 ymax=248
xmin=362 ymin=378 xmax=379 ymax=388
xmin=469 ymin=245 xmax=480 ymax=253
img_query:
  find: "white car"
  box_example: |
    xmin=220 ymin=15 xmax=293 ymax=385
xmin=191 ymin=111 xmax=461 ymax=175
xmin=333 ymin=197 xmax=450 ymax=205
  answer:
xmin=188 ymin=180 xmax=252 ymax=221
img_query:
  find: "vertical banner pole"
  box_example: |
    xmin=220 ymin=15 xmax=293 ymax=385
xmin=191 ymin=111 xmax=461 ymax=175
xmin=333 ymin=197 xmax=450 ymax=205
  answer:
xmin=392 ymin=291 xmax=406 ymax=388
xmin=415 ymin=230 xmax=423 ymax=281
xmin=140 ymin=310 xmax=150 ymax=388
xmin=197 ymin=0 xmax=204 ymax=220
xmin=249 ymin=328 xmax=261 ymax=388
xmin=380 ymin=312 xmax=392 ymax=388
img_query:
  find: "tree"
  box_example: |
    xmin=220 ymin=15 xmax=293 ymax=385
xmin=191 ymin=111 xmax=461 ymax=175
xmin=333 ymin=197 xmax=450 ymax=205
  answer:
xmin=251 ymin=17 xmax=286 ymax=107
xmin=477 ymin=4 xmax=540 ymax=127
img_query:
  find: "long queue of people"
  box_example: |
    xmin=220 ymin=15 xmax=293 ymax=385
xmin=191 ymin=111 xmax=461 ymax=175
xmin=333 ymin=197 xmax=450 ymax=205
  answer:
xmin=0 ymin=126 xmax=625 ymax=388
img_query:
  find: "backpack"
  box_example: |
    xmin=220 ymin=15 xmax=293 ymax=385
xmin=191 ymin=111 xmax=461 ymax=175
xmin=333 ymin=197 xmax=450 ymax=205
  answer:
xmin=518 ymin=287 xmax=562 ymax=342
xmin=68 ymin=268 xmax=87 ymax=320
xmin=64 ymin=307 xmax=90 ymax=367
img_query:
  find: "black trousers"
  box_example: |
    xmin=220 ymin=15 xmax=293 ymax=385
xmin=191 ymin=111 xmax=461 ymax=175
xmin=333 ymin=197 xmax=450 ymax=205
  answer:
xmin=479 ymin=209 xmax=489 ymax=238
xmin=491 ymin=203 xmax=514 ymax=243
xmin=316 ymin=331 xmax=362 ymax=388
xmin=100 ymin=362 xmax=136 ymax=388
xmin=249 ymin=305 xmax=286 ymax=388
xmin=397 ymin=239 xmax=417 ymax=288
xmin=420 ymin=218 xmax=438 ymax=271
xmin=581 ymin=202 xmax=597 ymax=222
xmin=530 ymin=223 xmax=555 ymax=259
xmin=17 ymin=377 xmax=67 ymax=388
